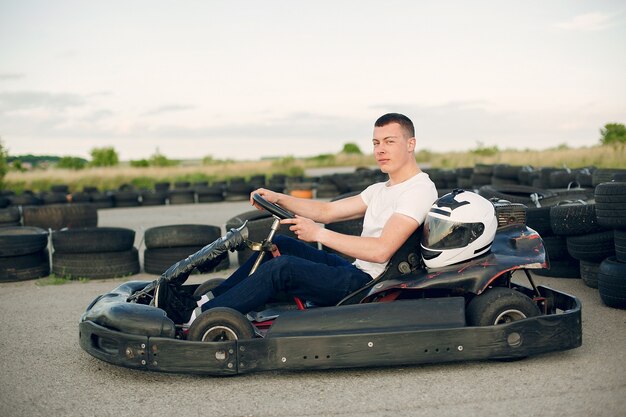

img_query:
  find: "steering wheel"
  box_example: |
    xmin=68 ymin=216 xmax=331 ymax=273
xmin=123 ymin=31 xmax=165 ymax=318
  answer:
xmin=252 ymin=193 xmax=295 ymax=219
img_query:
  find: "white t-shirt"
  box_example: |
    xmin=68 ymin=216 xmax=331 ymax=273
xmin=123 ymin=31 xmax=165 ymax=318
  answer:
xmin=353 ymin=172 xmax=438 ymax=278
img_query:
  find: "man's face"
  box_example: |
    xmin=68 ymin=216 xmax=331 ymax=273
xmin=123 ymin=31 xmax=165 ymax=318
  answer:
xmin=372 ymin=123 xmax=415 ymax=174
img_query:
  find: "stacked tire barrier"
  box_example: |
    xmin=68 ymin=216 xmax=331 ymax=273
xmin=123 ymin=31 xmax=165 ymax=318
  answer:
xmin=22 ymin=203 xmax=98 ymax=230
xmin=143 ymin=224 xmax=228 ymax=275
xmin=51 ymin=227 xmax=140 ymax=279
xmin=0 ymin=226 xmax=50 ymax=282
xmin=594 ymin=182 xmax=626 ymax=309
xmin=544 ymin=201 xmax=610 ymax=280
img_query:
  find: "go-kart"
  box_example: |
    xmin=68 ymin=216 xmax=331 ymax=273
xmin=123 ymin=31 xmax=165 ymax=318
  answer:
xmin=79 ymin=193 xmax=582 ymax=375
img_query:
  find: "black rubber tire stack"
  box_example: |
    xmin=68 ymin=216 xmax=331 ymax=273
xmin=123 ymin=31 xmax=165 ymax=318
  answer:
xmin=51 ymin=227 xmax=139 ymax=279
xmin=470 ymin=164 xmax=493 ymax=188
xmin=9 ymin=193 xmax=43 ymax=206
xmin=592 ymin=169 xmax=626 ymax=187
xmin=22 ymin=203 xmax=98 ymax=230
xmin=112 ymin=189 xmax=140 ymax=207
xmin=535 ymin=200 xmax=607 ymax=279
xmin=167 ymin=189 xmax=195 ymax=205
xmin=143 ymin=224 xmax=228 ymax=275
xmin=140 ymin=190 xmax=167 ymax=206
xmin=195 ymin=184 xmax=224 ymax=203
xmin=456 ymin=167 xmax=474 ymax=189
xmin=224 ymin=178 xmax=253 ymax=202
xmin=0 ymin=226 xmax=50 ymax=282
xmin=0 ymin=206 xmax=21 ymax=227
xmin=594 ymin=182 xmax=626 ymax=309
xmin=491 ymin=164 xmax=521 ymax=186
xmin=89 ymin=192 xmax=115 ymax=209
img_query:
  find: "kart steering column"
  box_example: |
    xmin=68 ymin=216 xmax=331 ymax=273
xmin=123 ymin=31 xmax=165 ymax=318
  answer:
xmin=249 ymin=216 xmax=282 ymax=275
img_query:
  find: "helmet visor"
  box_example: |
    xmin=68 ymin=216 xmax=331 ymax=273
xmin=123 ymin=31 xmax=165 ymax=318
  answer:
xmin=422 ymin=216 xmax=485 ymax=250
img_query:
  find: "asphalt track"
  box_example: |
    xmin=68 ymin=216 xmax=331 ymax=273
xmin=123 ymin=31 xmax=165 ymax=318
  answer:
xmin=1 ymin=202 xmax=625 ymax=417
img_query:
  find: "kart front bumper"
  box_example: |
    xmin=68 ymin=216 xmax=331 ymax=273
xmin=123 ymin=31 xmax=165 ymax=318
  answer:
xmin=79 ymin=285 xmax=581 ymax=376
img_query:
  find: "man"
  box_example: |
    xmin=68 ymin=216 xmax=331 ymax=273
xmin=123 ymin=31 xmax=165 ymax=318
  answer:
xmin=185 ymin=113 xmax=438 ymax=325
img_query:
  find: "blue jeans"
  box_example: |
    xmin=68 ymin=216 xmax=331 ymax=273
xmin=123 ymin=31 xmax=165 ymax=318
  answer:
xmin=201 ymin=235 xmax=372 ymax=314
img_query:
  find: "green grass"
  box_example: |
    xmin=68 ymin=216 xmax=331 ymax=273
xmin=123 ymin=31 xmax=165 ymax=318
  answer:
xmin=36 ymin=274 xmax=90 ymax=286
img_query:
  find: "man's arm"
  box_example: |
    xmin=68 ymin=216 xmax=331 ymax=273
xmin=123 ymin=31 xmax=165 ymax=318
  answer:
xmin=284 ymin=212 xmax=419 ymax=264
xmin=251 ymin=188 xmax=366 ymax=224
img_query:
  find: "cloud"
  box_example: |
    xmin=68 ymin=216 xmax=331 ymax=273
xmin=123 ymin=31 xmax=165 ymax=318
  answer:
xmin=0 ymin=91 xmax=86 ymax=112
xmin=555 ymin=12 xmax=618 ymax=31
xmin=0 ymin=73 xmax=25 ymax=81
xmin=142 ymin=104 xmax=197 ymax=116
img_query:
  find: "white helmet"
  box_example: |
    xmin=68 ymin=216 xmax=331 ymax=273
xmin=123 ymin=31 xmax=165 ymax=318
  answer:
xmin=421 ymin=189 xmax=498 ymax=269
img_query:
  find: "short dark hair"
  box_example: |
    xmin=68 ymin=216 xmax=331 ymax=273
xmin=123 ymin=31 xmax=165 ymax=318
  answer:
xmin=374 ymin=113 xmax=415 ymax=138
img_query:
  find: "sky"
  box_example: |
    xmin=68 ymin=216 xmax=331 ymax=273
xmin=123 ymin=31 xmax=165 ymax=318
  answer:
xmin=0 ymin=0 xmax=625 ymax=161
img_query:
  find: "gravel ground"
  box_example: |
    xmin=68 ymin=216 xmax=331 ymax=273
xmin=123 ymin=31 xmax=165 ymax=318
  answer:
xmin=0 ymin=203 xmax=625 ymax=417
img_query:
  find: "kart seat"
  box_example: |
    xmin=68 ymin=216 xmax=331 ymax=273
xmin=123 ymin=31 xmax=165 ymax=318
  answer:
xmin=337 ymin=226 xmax=424 ymax=306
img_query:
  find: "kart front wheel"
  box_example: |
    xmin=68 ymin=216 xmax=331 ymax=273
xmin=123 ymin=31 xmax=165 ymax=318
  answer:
xmin=187 ymin=307 xmax=255 ymax=342
xmin=466 ymin=287 xmax=541 ymax=326
xmin=193 ymin=277 xmax=226 ymax=298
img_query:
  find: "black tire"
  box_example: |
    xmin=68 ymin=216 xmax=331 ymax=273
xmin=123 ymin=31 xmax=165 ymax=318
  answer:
xmin=526 ymin=206 xmax=553 ymax=236
xmin=592 ymin=169 xmax=626 ymax=186
xmin=566 ymin=231 xmax=615 ymax=262
xmin=615 ymin=230 xmax=626 ymax=263
xmin=548 ymin=170 xmax=576 ymax=189
xmin=70 ymin=192 xmax=92 ymax=203
xmin=0 ymin=226 xmax=49 ymax=257
xmin=598 ymin=257 xmax=626 ymax=309
xmin=89 ymin=192 xmax=115 ymax=209
xmin=594 ymin=182 xmax=626 ymax=229
xmin=51 ymin=227 xmax=135 ymax=253
xmin=143 ymin=246 xmax=230 ymax=275
xmin=140 ymin=191 xmax=167 ymax=206
xmin=478 ymin=185 xmax=556 ymax=205
xmin=144 ymin=224 xmax=222 ymax=249
xmin=52 ymin=248 xmax=140 ymax=279
xmin=196 ymin=185 xmax=224 ymax=203
xmin=466 ymin=287 xmax=541 ymax=326
xmin=10 ymin=194 xmax=43 ymax=206
xmin=493 ymin=164 xmax=522 ymax=180
xmin=580 ymin=260 xmax=601 ymax=289
xmin=594 ymin=187 xmax=626 ymax=203
xmin=168 ymin=190 xmax=195 ymax=205
xmin=473 ymin=164 xmax=494 ymax=175
xmin=550 ymin=202 xmax=606 ymax=236
xmin=113 ymin=191 xmax=140 ymax=207
xmin=534 ymin=260 xmax=580 ymax=278
xmin=543 ymin=235 xmax=569 ymax=261
xmin=22 ymin=203 xmax=98 ymax=230
xmin=154 ymin=182 xmax=170 ymax=192
xmin=197 ymin=193 xmax=224 ymax=203
xmin=470 ymin=173 xmax=492 ymax=187
xmin=193 ymin=277 xmax=226 ymax=298
xmin=41 ymin=192 xmax=68 ymax=205
xmin=0 ymin=250 xmax=50 ymax=282
xmin=187 ymin=307 xmax=255 ymax=341
xmin=224 ymin=183 xmax=253 ymax=201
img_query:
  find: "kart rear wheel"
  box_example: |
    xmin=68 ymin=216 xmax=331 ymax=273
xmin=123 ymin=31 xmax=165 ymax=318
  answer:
xmin=187 ymin=307 xmax=254 ymax=342
xmin=466 ymin=287 xmax=541 ymax=326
